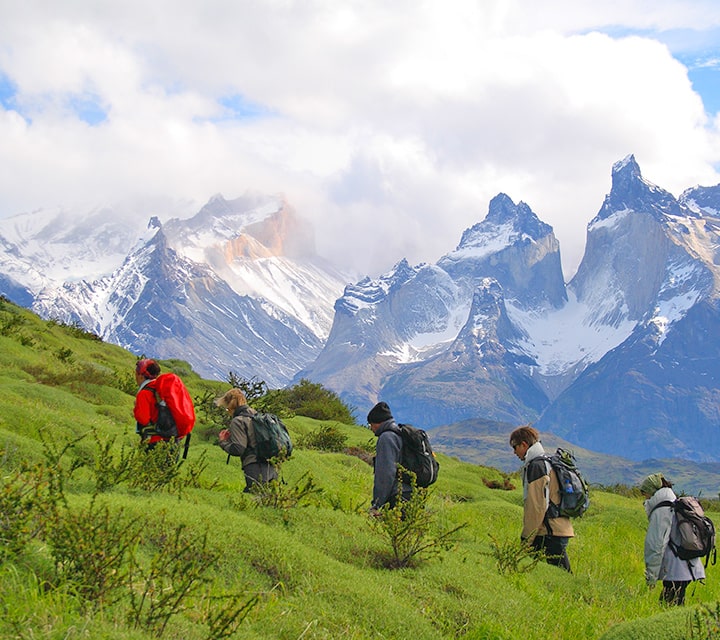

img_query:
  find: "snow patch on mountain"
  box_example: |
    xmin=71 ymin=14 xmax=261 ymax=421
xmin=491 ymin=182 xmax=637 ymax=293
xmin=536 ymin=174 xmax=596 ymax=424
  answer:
xmin=507 ymin=290 xmax=636 ymax=376
xmin=588 ymin=208 xmax=631 ymax=233
xmin=443 ymin=221 xmax=525 ymax=262
xmin=379 ymin=299 xmax=472 ymax=364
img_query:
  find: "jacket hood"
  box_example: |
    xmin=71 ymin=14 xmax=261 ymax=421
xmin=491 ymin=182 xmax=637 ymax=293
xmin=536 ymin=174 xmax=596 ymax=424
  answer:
xmin=523 ymin=441 xmax=546 ymax=466
xmin=644 ymin=486 xmax=676 ymax=518
xmin=374 ymin=419 xmax=399 ymax=438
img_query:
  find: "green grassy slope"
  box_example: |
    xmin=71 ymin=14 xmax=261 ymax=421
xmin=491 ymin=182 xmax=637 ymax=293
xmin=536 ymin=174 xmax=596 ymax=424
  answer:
xmin=0 ymin=298 xmax=718 ymax=640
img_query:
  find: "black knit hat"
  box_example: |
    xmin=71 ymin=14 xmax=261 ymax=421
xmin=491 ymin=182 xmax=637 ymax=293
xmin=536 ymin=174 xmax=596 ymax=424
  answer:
xmin=367 ymin=401 xmax=393 ymax=424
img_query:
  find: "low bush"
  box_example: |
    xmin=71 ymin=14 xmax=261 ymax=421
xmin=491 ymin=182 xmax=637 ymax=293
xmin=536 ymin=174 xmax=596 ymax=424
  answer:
xmin=296 ymin=424 xmax=348 ymax=452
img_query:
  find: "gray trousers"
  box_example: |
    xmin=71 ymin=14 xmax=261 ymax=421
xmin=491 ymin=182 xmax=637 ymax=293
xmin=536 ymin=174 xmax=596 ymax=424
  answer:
xmin=243 ymin=460 xmax=278 ymax=492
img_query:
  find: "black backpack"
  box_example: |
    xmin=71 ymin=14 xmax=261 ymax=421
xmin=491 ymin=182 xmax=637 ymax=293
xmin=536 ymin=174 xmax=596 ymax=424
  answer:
xmin=252 ymin=413 xmax=293 ymax=461
xmin=397 ymin=423 xmax=439 ymax=488
xmin=653 ymin=497 xmax=717 ymax=566
xmin=537 ymin=448 xmax=590 ymax=519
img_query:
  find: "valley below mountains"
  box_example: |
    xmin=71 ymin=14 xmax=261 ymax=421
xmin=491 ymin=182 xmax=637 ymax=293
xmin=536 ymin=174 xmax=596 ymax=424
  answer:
xmin=1 ymin=155 xmax=719 ymax=466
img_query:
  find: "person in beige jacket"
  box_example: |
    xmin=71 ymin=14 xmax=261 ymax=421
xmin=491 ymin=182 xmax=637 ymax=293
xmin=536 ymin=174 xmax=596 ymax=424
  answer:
xmin=510 ymin=425 xmax=574 ymax=572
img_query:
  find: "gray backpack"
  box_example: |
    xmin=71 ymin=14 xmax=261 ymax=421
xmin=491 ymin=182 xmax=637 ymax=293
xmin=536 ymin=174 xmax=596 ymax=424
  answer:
xmin=654 ymin=497 xmax=717 ymax=565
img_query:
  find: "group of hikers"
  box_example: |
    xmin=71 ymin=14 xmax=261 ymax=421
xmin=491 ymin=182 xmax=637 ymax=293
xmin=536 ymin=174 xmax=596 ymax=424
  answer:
xmin=134 ymin=359 xmax=710 ymax=607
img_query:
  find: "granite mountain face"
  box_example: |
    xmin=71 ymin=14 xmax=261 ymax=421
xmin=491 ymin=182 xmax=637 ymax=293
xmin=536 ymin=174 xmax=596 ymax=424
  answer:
xmin=536 ymin=159 xmax=720 ymax=461
xmin=1 ymin=157 xmax=720 ymax=462
xmin=299 ymin=156 xmax=720 ymax=462
xmin=0 ymin=194 xmax=348 ymax=386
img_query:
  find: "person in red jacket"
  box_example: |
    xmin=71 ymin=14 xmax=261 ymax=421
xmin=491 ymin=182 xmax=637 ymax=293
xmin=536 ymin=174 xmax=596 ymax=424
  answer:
xmin=133 ymin=358 xmax=166 ymax=446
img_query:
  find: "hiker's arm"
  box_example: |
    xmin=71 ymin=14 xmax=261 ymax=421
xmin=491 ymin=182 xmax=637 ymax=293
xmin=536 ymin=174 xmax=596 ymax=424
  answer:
xmin=133 ymin=389 xmax=155 ymax=427
xmin=372 ymin=432 xmax=401 ymax=509
xmin=644 ymin=507 xmax=672 ymax=585
xmin=218 ymin=418 xmax=248 ymax=458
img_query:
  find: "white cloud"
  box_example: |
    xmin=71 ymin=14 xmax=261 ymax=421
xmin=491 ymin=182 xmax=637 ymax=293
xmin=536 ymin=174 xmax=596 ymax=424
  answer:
xmin=0 ymin=0 xmax=719 ymax=281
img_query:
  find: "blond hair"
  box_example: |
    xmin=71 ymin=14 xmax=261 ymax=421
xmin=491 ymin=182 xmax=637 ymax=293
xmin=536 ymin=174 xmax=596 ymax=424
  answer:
xmin=215 ymin=388 xmax=248 ymax=410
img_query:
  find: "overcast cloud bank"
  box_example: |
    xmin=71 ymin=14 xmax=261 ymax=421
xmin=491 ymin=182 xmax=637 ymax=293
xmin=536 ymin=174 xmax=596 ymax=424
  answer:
xmin=0 ymin=0 xmax=719 ymax=279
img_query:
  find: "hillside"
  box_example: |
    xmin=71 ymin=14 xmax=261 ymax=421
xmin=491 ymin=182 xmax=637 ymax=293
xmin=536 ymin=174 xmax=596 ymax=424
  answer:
xmin=430 ymin=418 xmax=720 ymax=496
xmin=0 ymin=297 xmax=718 ymax=640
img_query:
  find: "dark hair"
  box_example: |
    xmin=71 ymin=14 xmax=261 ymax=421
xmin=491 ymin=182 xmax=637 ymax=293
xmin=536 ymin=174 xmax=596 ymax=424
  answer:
xmin=509 ymin=425 xmax=539 ymax=448
xmin=136 ymin=358 xmax=161 ymax=379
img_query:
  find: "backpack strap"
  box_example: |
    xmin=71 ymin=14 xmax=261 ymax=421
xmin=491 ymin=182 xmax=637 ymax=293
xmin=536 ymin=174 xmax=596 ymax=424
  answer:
xmin=649 ymin=500 xmax=696 ymax=576
xmin=649 ymin=500 xmax=674 ymax=515
xmin=139 ymin=383 xmax=177 ymax=442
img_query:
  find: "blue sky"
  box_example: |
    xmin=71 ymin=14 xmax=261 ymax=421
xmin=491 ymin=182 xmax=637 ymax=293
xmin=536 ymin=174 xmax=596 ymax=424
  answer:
xmin=604 ymin=23 xmax=720 ymax=116
xmin=679 ymin=55 xmax=720 ymax=115
xmin=0 ymin=1 xmax=719 ymax=279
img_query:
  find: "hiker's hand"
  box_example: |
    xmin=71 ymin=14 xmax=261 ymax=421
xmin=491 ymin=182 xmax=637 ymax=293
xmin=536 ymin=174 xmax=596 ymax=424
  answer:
xmin=219 ymin=429 xmax=230 ymax=442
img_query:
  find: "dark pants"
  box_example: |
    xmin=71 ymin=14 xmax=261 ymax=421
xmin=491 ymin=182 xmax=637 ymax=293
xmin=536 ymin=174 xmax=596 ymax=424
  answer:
xmin=532 ymin=535 xmax=572 ymax=572
xmin=243 ymin=460 xmax=278 ymax=492
xmin=661 ymin=580 xmax=690 ymax=606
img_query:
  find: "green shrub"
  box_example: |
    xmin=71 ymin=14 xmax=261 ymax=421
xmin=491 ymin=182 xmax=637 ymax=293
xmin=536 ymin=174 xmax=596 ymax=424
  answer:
xmin=47 ymin=496 xmax=142 ymax=606
xmin=481 ymin=533 xmax=543 ymax=575
xmin=127 ymin=522 xmax=220 ymax=637
xmin=690 ymin=602 xmax=720 ymax=639
xmin=90 ymin=432 xmax=136 ymax=492
xmin=249 ymin=470 xmax=323 ymax=511
xmin=273 ymin=378 xmax=356 ymax=424
xmin=296 ymin=424 xmax=348 ymax=452
xmin=0 ymin=461 xmax=48 ymax=556
xmin=370 ymin=473 xmax=467 ymax=569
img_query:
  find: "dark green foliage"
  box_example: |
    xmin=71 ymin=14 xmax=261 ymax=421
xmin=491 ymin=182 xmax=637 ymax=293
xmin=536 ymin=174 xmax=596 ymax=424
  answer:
xmin=48 ymin=496 xmax=142 ymax=607
xmin=482 ymin=534 xmax=543 ymax=575
xmin=296 ymin=423 xmax=348 ymax=452
xmin=46 ymin=318 xmax=103 ymax=341
xmin=370 ymin=472 xmax=467 ymax=569
xmin=88 ymin=432 xmax=216 ymax=496
xmin=482 ymin=474 xmax=516 ymax=491
xmin=128 ymin=440 xmax=184 ymax=492
xmin=90 ymin=432 xmax=136 ymax=492
xmin=214 ymin=375 xmax=355 ymax=425
xmin=38 ymin=430 xmax=85 ymax=506
xmin=194 ymin=389 xmax=230 ymax=432
xmin=597 ymin=483 xmax=645 ymax=499
xmin=127 ymin=522 xmax=220 ymax=637
xmin=249 ymin=470 xmax=323 ymax=511
xmin=690 ymin=602 xmax=720 ymax=639
xmin=227 ymin=372 xmax=267 ymax=402
xmin=0 ymin=461 xmax=48 ymax=556
xmin=252 ymin=387 xmax=294 ymax=417
xmin=114 ymin=368 xmax=139 ymax=396
xmin=273 ymin=378 xmax=356 ymax=424
xmin=0 ymin=306 xmax=25 ymax=336
xmin=202 ymin=593 xmax=261 ymax=640
xmin=1 ymin=430 xmax=256 ymax=638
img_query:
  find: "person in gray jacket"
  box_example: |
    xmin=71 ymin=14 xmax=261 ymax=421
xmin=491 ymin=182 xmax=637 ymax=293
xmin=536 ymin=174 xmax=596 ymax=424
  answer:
xmin=216 ymin=388 xmax=278 ymax=492
xmin=641 ymin=472 xmax=705 ymax=605
xmin=367 ymin=401 xmax=412 ymax=515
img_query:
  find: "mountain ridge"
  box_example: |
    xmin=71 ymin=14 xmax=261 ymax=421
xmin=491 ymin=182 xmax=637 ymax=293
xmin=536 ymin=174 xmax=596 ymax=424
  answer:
xmin=1 ymin=156 xmax=720 ymax=462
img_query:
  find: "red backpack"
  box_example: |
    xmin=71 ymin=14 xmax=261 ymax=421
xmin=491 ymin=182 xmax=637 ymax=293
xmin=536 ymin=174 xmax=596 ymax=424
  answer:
xmin=151 ymin=373 xmax=196 ymax=438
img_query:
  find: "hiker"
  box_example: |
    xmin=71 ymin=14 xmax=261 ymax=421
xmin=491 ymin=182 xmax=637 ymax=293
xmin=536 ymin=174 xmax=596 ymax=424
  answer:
xmin=641 ymin=473 xmax=705 ymax=605
xmin=509 ymin=425 xmax=574 ymax=572
xmin=216 ymin=388 xmax=278 ymax=492
xmin=133 ymin=358 xmax=172 ymax=448
xmin=367 ymin=401 xmax=412 ymax=516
